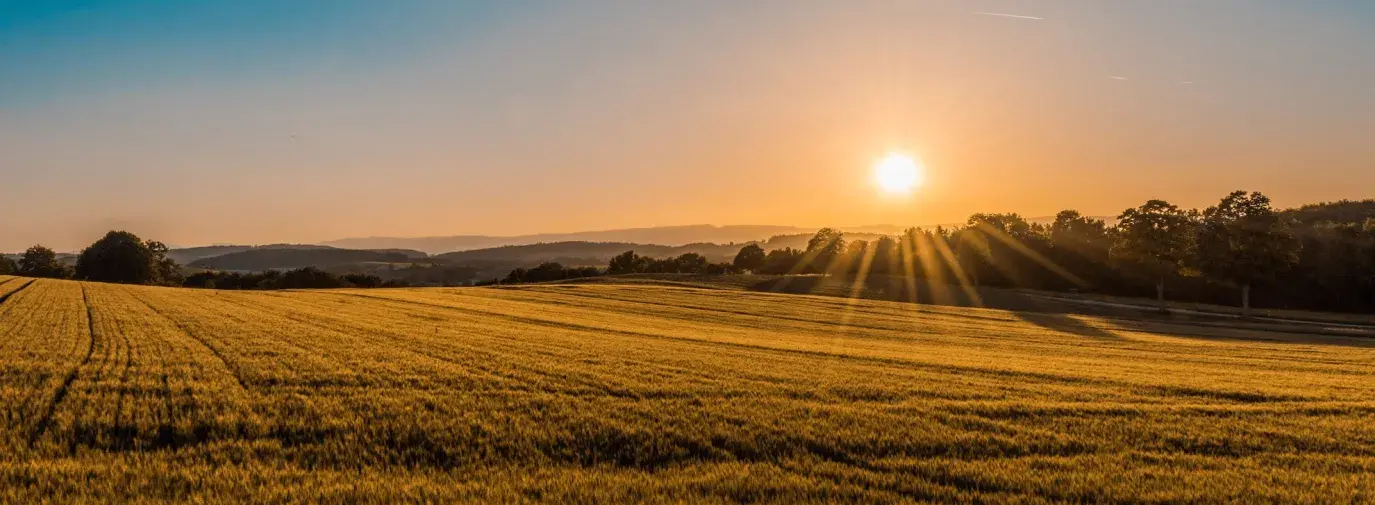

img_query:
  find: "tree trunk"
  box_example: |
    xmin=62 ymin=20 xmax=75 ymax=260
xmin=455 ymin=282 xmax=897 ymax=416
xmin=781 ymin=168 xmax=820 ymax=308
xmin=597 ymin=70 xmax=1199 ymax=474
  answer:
xmin=1241 ymin=284 xmax=1251 ymax=320
xmin=1155 ymin=279 xmax=1167 ymax=313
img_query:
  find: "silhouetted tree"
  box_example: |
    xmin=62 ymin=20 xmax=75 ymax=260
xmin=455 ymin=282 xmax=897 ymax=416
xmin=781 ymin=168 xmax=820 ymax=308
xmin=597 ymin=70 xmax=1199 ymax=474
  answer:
xmin=504 ymin=262 xmax=601 ymax=284
xmin=804 ymin=228 xmax=846 ymax=274
xmin=871 ymin=236 xmax=898 ymax=276
xmin=703 ymin=262 xmax=734 ymax=275
xmin=896 ymin=227 xmax=956 ymax=284
xmin=75 ymin=231 xmax=181 ymax=285
xmin=342 ymin=273 xmax=384 ymax=288
xmin=147 ymin=241 xmax=182 ymax=285
xmin=951 ymin=228 xmax=989 ymax=287
xmin=17 ymin=245 xmax=71 ymax=279
xmin=963 ymin=213 xmax=1054 ymax=287
xmin=1281 ymin=221 xmax=1375 ymax=311
xmin=1195 ymin=191 xmax=1299 ymax=317
xmin=504 ymin=267 xmax=529 ymax=283
xmin=527 ymin=262 xmax=568 ymax=282
xmin=1049 ymin=210 xmax=1114 ymax=288
xmin=671 ymin=253 xmax=709 ymax=273
xmin=841 ymin=240 xmax=868 ymax=274
xmin=607 ymin=250 xmax=646 ymax=275
xmin=277 ymin=267 xmax=348 ymax=289
xmin=732 ymin=244 xmax=766 ymax=273
xmin=759 ymin=248 xmax=803 ymax=275
xmin=1112 ymin=200 xmax=1197 ymax=311
xmin=0 ymin=256 xmax=14 ymax=275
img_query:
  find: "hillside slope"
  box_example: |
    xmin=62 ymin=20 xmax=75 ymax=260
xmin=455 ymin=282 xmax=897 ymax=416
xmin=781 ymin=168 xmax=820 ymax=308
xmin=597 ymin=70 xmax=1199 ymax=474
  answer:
xmin=188 ymin=247 xmax=425 ymax=271
xmin=433 ymin=241 xmax=744 ymax=264
xmin=0 ymin=275 xmax=1371 ymax=502
xmin=323 ymin=224 xmax=809 ymax=253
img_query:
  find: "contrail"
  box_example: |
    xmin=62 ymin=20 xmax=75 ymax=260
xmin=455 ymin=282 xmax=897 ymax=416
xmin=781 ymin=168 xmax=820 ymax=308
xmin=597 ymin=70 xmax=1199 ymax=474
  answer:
xmin=974 ymin=12 xmax=1044 ymax=20
xmin=1108 ymin=76 xmax=1128 ymax=80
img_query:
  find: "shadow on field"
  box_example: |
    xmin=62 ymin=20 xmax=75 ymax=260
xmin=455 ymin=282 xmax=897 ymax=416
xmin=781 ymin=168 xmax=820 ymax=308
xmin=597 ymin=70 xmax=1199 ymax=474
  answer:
xmin=1093 ymin=317 xmax=1375 ymax=348
xmin=1013 ymin=312 xmax=1122 ymax=340
xmin=745 ymin=275 xmax=1148 ymax=316
xmin=747 ymin=276 xmax=984 ymax=307
xmin=570 ymin=274 xmax=1375 ymax=348
xmin=740 ymin=275 xmax=1375 ymax=348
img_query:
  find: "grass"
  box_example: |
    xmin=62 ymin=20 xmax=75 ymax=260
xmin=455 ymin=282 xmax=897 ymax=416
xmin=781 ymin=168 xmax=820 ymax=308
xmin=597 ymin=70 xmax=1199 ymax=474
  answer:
xmin=0 ymin=274 xmax=1373 ymax=503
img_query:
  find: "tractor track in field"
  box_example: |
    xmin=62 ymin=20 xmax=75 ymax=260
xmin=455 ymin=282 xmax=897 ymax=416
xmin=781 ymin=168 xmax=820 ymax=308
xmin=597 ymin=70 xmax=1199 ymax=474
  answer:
xmin=0 ymin=279 xmax=39 ymax=355
xmin=0 ymin=278 xmax=36 ymax=310
xmin=110 ymin=306 xmax=136 ymax=433
xmin=128 ymin=292 xmax=251 ymax=392
xmin=137 ymin=324 xmax=178 ymax=426
xmin=27 ymin=284 xmax=98 ymax=449
xmin=217 ymin=292 xmax=520 ymax=388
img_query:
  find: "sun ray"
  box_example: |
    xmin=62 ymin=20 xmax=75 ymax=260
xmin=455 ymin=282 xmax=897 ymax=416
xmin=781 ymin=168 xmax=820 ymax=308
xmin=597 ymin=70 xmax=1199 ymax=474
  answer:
xmin=930 ymin=234 xmax=985 ymax=307
xmin=972 ymin=223 xmax=1089 ymax=288
xmin=913 ymin=230 xmax=958 ymax=307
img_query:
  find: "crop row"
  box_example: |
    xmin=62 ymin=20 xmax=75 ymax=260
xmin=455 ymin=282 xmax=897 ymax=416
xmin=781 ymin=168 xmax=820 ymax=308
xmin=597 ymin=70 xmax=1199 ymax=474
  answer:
xmin=0 ymin=278 xmax=1371 ymax=502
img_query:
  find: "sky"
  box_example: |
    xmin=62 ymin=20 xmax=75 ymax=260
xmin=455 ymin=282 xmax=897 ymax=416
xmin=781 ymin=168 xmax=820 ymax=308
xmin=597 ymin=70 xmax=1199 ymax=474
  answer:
xmin=2 ymin=0 xmax=1373 ymax=251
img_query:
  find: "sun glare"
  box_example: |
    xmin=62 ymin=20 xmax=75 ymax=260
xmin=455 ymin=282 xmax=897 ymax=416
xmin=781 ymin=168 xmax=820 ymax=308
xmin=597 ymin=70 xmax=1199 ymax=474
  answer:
xmin=874 ymin=152 xmax=924 ymax=195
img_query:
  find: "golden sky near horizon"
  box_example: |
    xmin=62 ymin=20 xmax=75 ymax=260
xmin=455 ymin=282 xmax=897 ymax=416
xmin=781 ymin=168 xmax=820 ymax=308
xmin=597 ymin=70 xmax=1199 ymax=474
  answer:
xmin=2 ymin=1 xmax=1373 ymax=251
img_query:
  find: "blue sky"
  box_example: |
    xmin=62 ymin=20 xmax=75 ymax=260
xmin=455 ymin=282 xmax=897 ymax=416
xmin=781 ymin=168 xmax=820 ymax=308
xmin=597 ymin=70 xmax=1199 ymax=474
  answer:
xmin=2 ymin=1 xmax=1373 ymax=250
xmin=0 ymin=1 xmax=515 ymax=107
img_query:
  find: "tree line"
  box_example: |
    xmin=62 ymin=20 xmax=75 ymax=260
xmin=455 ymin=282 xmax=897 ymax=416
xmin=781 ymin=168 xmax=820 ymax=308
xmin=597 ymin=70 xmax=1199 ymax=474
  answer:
xmin=183 ymin=268 xmax=409 ymax=290
xmin=740 ymin=191 xmax=1370 ymax=315
xmin=6 ymin=191 xmax=1372 ymax=313
xmin=1 ymin=231 xmax=406 ymax=290
xmin=494 ymin=192 xmax=1373 ymax=316
xmin=0 ymin=232 xmax=180 ymax=285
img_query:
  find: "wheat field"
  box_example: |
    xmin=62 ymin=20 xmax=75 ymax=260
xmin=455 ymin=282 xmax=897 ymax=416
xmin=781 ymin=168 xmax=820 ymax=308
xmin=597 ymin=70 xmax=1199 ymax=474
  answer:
xmin=0 ymin=274 xmax=1372 ymax=503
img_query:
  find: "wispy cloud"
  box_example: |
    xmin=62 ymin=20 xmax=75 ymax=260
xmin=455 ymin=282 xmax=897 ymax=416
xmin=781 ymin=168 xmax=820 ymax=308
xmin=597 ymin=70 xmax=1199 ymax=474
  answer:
xmin=1179 ymin=81 xmax=1195 ymax=85
xmin=973 ymin=12 xmax=1043 ymax=21
xmin=1108 ymin=76 xmax=1128 ymax=80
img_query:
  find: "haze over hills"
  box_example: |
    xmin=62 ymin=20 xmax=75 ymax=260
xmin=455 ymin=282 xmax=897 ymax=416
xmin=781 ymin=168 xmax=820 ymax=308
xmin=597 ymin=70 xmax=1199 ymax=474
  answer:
xmin=319 ymin=221 xmax=1104 ymax=255
xmin=187 ymin=247 xmax=428 ymax=271
xmin=164 ymin=244 xmax=339 ymax=265
xmin=320 ymin=225 xmax=819 ymax=254
xmin=3 ymin=218 xmax=1115 ymax=257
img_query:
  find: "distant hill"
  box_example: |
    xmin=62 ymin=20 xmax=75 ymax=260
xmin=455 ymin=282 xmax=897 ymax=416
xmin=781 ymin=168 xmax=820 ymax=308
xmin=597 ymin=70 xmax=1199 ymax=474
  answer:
xmin=325 ymin=221 xmax=1122 ymax=255
xmin=1 ymin=252 xmax=77 ymax=264
xmin=171 ymin=244 xmax=426 ymax=267
xmin=324 ymin=225 xmax=809 ymax=254
xmin=760 ymin=233 xmax=891 ymax=251
xmin=435 ymin=241 xmax=747 ymax=265
xmin=189 ymin=247 xmax=426 ymax=271
xmin=166 ymin=246 xmax=257 ymax=264
xmin=167 ymin=244 xmax=337 ymax=265
xmin=1283 ymin=199 xmax=1375 ymax=226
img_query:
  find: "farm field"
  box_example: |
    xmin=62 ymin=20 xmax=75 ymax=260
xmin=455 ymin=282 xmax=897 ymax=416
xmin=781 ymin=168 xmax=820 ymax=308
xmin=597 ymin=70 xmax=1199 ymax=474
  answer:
xmin=0 ymin=274 xmax=1373 ymax=503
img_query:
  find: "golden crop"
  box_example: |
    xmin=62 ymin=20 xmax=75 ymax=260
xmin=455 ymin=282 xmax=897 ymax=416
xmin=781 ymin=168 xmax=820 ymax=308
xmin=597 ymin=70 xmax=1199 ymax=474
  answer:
xmin=0 ymin=275 xmax=1372 ymax=503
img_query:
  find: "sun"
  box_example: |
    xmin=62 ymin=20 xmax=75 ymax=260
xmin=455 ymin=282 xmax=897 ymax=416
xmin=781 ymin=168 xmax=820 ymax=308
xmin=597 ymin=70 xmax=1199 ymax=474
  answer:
xmin=873 ymin=152 xmax=924 ymax=194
